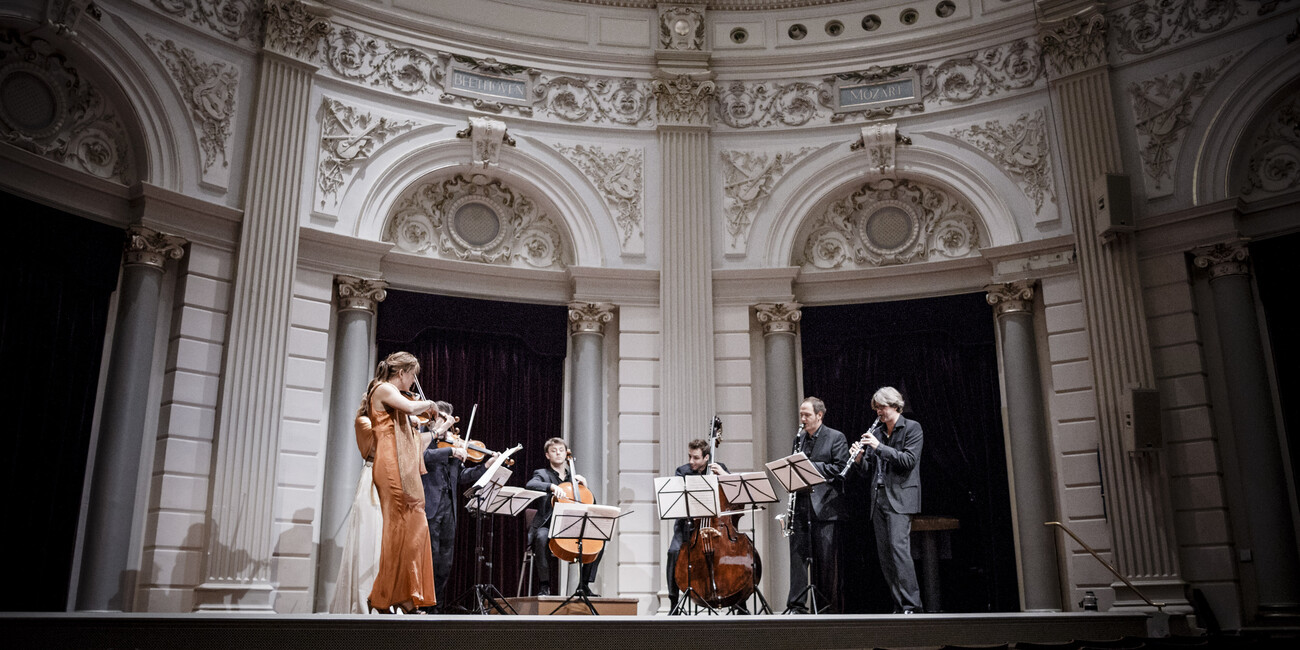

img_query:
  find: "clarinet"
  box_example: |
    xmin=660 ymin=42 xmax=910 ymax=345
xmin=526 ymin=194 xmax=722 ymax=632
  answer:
xmin=776 ymin=424 xmax=805 ymax=537
xmin=838 ymin=417 xmax=881 ymax=479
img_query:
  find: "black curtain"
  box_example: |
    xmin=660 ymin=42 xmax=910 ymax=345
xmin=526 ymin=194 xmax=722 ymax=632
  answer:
xmin=376 ymin=290 xmax=566 ymax=607
xmin=1250 ymin=232 xmax=1300 ymax=521
xmin=0 ymin=192 xmax=122 ymax=611
xmin=800 ymin=292 xmax=1018 ymax=613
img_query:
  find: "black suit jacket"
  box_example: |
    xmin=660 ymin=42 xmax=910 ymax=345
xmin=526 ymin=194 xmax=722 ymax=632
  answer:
xmin=422 ymin=446 xmax=488 ymax=521
xmin=525 ymin=466 xmax=570 ymax=533
xmin=862 ymin=415 xmax=923 ymax=515
xmin=794 ymin=424 xmax=849 ymax=521
xmin=668 ymin=461 xmax=730 ymax=553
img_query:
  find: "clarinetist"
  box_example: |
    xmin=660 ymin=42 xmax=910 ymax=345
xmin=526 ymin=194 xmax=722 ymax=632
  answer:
xmin=785 ymin=397 xmax=849 ymax=614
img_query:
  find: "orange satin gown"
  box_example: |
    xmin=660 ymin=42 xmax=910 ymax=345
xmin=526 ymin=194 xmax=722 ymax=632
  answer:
xmin=366 ymin=387 xmax=436 ymax=611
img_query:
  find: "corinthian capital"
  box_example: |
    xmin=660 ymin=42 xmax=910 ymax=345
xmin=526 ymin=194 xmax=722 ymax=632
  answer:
xmin=1038 ymin=10 xmax=1108 ymax=79
xmin=985 ymin=280 xmax=1036 ymax=317
xmin=262 ymin=0 xmax=330 ymax=61
xmin=653 ymin=74 xmax=716 ymax=127
xmin=124 ymin=225 xmax=187 ymax=269
xmin=335 ymin=275 xmax=388 ymax=313
xmin=1193 ymin=241 xmax=1251 ymax=279
xmin=754 ymin=302 xmax=802 ymax=335
xmin=569 ymin=302 xmax=617 ymax=335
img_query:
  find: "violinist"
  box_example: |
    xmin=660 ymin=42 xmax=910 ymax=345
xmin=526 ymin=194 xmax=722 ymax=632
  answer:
xmin=525 ymin=438 xmax=602 ymax=596
xmin=420 ymin=401 xmax=491 ymax=613
xmin=666 ymin=438 xmax=728 ymax=612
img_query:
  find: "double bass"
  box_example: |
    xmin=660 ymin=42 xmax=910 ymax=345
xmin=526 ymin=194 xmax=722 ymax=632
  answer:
xmin=548 ymin=451 xmax=603 ymax=564
xmin=674 ymin=416 xmax=761 ymax=609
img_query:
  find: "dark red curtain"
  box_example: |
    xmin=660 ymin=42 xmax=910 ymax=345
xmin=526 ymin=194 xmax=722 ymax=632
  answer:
xmin=377 ymin=290 xmax=566 ymax=608
xmin=800 ymin=292 xmax=1018 ymax=613
xmin=0 ymin=192 xmax=122 ymax=611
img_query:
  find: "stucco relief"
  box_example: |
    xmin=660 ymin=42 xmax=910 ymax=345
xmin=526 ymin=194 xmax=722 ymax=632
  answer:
xmin=1039 ymin=12 xmax=1108 ymax=79
xmin=654 ymin=74 xmax=716 ymax=127
xmin=316 ymin=97 xmax=419 ymax=211
xmin=533 ymin=75 xmax=655 ymax=126
xmin=145 ymin=35 xmax=239 ymax=188
xmin=263 ymin=0 xmax=329 ymax=60
xmin=720 ymin=148 xmax=814 ymax=256
xmin=145 ymin=0 xmax=261 ymax=46
xmin=923 ymin=39 xmax=1042 ymax=107
xmin=715 ymin=80 xmax=824 ymax=128
xmin=950 ymin=110 xmax=1056 ymax=214
xmin=0 ymin=30 xmax=132 ymax=183
xmin=1129 ymin=55 xmax=1235 ymax=198
xmin=554 ymin=143 xmax=644 ymax=255
xmin=384 ymin=174 xmax=568 ymax=269
xmin=1108 ymin=0 xmax=1278 ymax=62
xmin=659 ymin=6 xmax=706 ymax=51
xmin=47 ymin=0 xmax=102 ymax=36
xmin=1239 ymin=93 xmax=1300 ymax=199
xmin=324 ymin=26 xmax=443 ymax=97
xmin=800 ymin=178 xmax=981 ymax=270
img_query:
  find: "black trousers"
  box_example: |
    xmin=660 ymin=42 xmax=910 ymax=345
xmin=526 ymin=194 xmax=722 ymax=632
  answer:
xmin=787 ymin=515 xmax=840 ymax=612
xmin=531 ymin=526 xmax=600 ymax=588
xmin=872 ymin=487 xmax=922 ymax=611
xmin=427 ymin=509 xmax=456 ymax=605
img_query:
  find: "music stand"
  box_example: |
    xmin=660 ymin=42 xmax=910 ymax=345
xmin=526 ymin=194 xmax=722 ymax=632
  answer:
xmin=460 ymin=456 xmax=515 ymax=615
xmin=765 ymin=452 xmax=829 ymax=614
xmin=547 ymin=502 xmax=622 ymax=615
xmin=718 ymin=472 xmax=778 ymax=614
xmin=655 ymin=475 xmax=723 ymax=615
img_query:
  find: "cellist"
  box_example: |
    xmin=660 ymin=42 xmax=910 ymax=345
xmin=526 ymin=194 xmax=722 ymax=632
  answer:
xmin=666 ymin=438 xmax=729 ymax=612
xmin=525 ymin=437 xmax=602 ymax=596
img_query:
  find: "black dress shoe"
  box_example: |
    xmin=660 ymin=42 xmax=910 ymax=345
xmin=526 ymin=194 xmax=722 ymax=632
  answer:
xmin=537 ymin=584 xmax=551 ymax=596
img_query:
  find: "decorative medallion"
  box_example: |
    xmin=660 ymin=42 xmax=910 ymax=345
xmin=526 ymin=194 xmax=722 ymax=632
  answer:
xmin=950 ymin=110 xmax=1056 ymax=214
xmin=800 ymin=178 xmax=981 ymax=269
xmin=653 ymin=74 xmax=716 ymax=127
xmin=659 ymin=6 xmax=706 ymax=52
xmin=720 ymin=148 xmax=814 ymax=256
xmin=1239 ymin=92 xmax=1300 ymax=199
xmin=554 ymin=143 xmax=644 ymax=255
xmin=384 ymin=174 xmax=568 ymax=269
xmin=0 ymin=30 xmax=132 ymax=183
xmin=316 ymin=98 xmax=419 ymax=210
xmin=145 ymin=35 xmax=239 ymax=186
xmin=1128 ymin=56 xmax=1234 ymax=197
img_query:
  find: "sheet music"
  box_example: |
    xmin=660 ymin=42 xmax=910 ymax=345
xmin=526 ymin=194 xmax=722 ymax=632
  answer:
xmin=718 ymin=471 xmax=779 ymax=506
xmin=765 ymin=452 xmax=826 ymax=493
xmin=653 ymin=474 xmax=720 ymax=520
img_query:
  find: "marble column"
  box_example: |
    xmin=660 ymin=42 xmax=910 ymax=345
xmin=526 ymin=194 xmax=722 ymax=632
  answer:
xmin=76 ymin=226 xmax=186 ymax=611
xmin=567 ymin=303 xmax=615 ymax=505
xmin=1038 ymin=5 xmax=1186 ymax=609
xmin=195 ymin=2 xmax=324 ymax=610
xmin=755 ymin=302 xmax=802 ymax=608
xmin=987 ymin=282 xmax=1063 ymax=611
xmin=1194 ymin=242 xmax=1300 ymax=618
xmin=314 ymin=276 xmax=387 ymax=612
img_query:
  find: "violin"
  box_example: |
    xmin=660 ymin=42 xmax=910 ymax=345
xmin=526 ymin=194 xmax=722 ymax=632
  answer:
xmin=549 ymin=450 xmax=603 ymax=564
xmin=435 ymin=429 xmax=514 ymax=466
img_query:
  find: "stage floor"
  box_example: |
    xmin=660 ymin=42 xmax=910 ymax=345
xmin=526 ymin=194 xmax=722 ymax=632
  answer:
xmin=2 ymin=611 xmax=1154 ymax=649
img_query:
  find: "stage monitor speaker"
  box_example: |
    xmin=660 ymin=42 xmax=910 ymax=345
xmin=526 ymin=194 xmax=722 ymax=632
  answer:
xmin=1093 ymin=173 xmax=1133 ymax=240
xmin=1122 ymin=387 xmax=1162 ymax=452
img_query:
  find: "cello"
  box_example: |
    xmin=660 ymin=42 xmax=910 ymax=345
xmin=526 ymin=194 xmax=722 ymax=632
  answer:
xmin=548 ymin=451 xmax=604 ymax=564
xmin=674 ymin=416 xmax=761 ymax=609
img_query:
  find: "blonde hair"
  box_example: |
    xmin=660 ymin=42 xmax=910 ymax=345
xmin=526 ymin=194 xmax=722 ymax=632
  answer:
xmin=360 ymin=351 xmax=421 ymax=412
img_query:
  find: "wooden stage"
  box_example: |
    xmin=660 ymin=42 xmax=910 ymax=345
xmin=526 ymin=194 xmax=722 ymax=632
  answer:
xmin=2 ymin=610 xmax=1156 ymax=650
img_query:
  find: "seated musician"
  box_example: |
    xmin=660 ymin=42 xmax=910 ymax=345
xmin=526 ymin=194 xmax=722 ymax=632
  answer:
xmin=525 ymin=437 xmax=602 ymax=596
xmin=666 ymin=438 xmax=729 ymax=612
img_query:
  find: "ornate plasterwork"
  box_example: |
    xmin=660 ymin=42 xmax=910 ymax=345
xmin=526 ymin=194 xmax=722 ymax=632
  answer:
xmin=799 ymin=178 xmax=981 ymax=270
xmin=720 ymin=148 xmax=814 ymax=256
xmin=851 ymin=123 xmax=910 ymax=178
xmin=1039 ymin=12 xmax=1109 ymax=79
xmin=826 ymin=67 xmax=925 ymax=122
xmin=754 ymin=302 xmax=802 ymax=335
xmin=384 ymin=174 xmax=568 ymax=269
xmin=653 ymin=74 xmax=716 ymax=127
xmin=1193 ymin=241 xmax=1251 ymax=279
xmin=144 ymin=0 xmax=261 ymax=46
xmin=324 ymin=26 xmax=443 ymax=97
xmin=124 ymin=225 xmax=187 ymax=268
xmin=145 ymin=35 xmax=239 ymax=187
xmin=0 ymin=30 xmax=133 ymax=183
xmin=985 ymin=280 xmax=1035 ymax=317
xmin=456 ymin=116 xmax=515 ymax=168
xmin=1108 ymin=0 xmax=1277 ymax=62
xmin=335 ymin=275 xmax=388 ymax=313
xmin=923 ymin=39 xmax=1043 ymax=107
xmin=1239 ymin=93 xmax=1300 ymax=199
xmin=568 ymin=302 xmax=617 ymax=335
xmin=660 ymin=5 xmax=706 ymax=51
xmin=47 ymin=0 xmax=102 ymax=36
xmin=950 ymin=110 xmax=1056 ymax=214
xmin=263 ymin=0 xmax=329 ymax=60
xmin=316 ymin=98 xmax=418 ymax=210
xmin=533 ymin=75 xmax=655 ymax=126
xmin=1128 ymin=56 xmax=1234 ymax=198
xmin=716 ymin=80 xmax=824 ymax=128
xmin=554 ymin=143 xmax=644 ymax=255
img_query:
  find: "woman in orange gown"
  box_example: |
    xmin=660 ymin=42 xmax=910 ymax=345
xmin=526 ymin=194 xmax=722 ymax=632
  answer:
xmin=363 ymin=351 xmax=438 ymax=613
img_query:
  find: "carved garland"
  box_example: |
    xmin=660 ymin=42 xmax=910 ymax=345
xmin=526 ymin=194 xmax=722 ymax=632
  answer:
xmin=262 ymin=0 xmax=330 ymax=60
xmin=384 ymin=174 xmax=567 ymax=269
xmin=554 ymin=143 xmax=645 ymax=255
xmin=147 ymin=0 xmax=262 ymax=46
xmin=145 ymin=35 xmax=239 ymax=178
xmin=533 ymin=75 xmax=655 ymax=126
xmin=800 ymin=178 xmax=981 ymax=270
xmin=950 ymin=110 xmax=1056 ymax=214
xmin=1108 ymin=0 xmax=1267 ymax=61
xmin=1039 ymin=12 xmax=1109 ymax=79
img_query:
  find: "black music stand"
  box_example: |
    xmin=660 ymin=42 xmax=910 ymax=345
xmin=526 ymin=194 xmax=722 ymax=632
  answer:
xmin=718 ymin=471 xmax=779 ymax=614
xmin=655 ymin=474 xmax=722 ymax=615
xmin=766 ymin=452 xmax=829 ymax=614
xmin=546 ymin=502 xmax=622 ymax=615
xmin=459 ymin=457 xmax=516 ymax=615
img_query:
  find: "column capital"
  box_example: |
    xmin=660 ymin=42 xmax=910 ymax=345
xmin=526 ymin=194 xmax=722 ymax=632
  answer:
xmin=124 ymin=225 xmax=187 ymax=269
xmin=1193 ymin=241 xmax=1251 ymax=279
xmin=985 ymin=280 xmax=1036 ymax=317
xmin=653 ymin=73 xmax=716 ymax=128
xmin=1037 ymin=8 xmax=1108 ymax=80
xmin=335 ymin=275 xmax=388 ymax=314
xmin=262 ymin=0 xmax=330 ymax=62
xmin=568 ymin=301 xmax=617 ymax=335
xmin=754 ymin=302 xmax=802 ymax=335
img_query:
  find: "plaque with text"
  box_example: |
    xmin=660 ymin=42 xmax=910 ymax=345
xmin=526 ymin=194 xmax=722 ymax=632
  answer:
xmin=832 ymin=67 xmax=923 ymax=114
